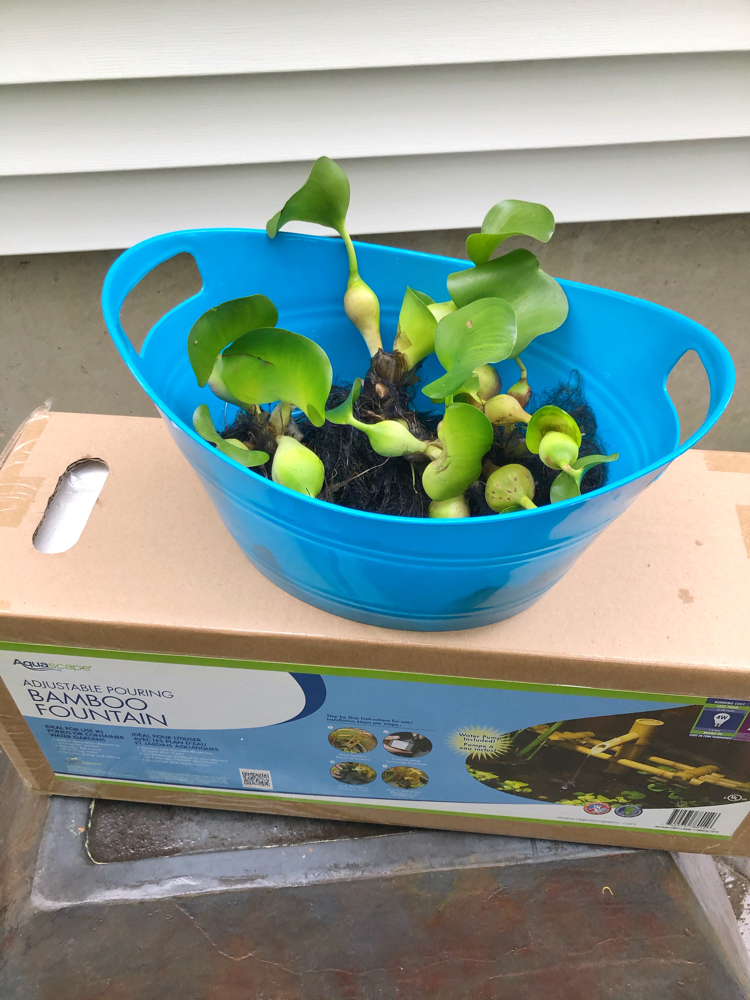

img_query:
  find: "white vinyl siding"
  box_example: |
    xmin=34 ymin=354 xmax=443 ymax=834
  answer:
xmin=1 ymin=1 xmax=749 ymax=254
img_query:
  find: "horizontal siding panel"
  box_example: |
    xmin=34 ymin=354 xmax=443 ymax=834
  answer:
xmin=1 ymin=0 xmax=749 ymax=84
xmin=2 ymin=54 xmax=748 ymax=177
xmin=2 ymin=139 xmax=748 ymax=256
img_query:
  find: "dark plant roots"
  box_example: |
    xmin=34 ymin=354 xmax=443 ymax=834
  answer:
xmin=223 ymin=368 xmax=610 ymax=517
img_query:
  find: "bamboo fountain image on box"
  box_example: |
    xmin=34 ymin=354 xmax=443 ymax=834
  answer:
xmin=465 ymin=706 xmax=750 ymax=812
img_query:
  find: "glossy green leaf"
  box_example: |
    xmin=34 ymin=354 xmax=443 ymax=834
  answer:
xmin=550 ymin=452 xmax=619 ymax=503
xmin=526 ymin=405 xmax=582 ymax=453
xmin=447 ymin=250 xmax=568 ymax=355
xmin=392 ymin=287 xmax=438 ymax=369
xmin=187 ymin=295 xmax=278 ymax=387
xmin=422 ymin=402 xmax=494 ymax=501
xmin=428 ymin=300 xmax=457 ymax=322
xmin=192 ymin=404 xmax=269 ymax=467
xmin=572 ymin=453 xmax=619 ymax=473
xmin=266 ymin=156 xmax=350 ymax=238
xmin=466 ymin=199 xmax=555 ymax=265
xmin=422 ymin=298 xmax=517 ymax=402
xmin=549 ymin=471 xmax=580 ymax=503
xmin=325 ymin=379 xmax=361 ymax=424
xmin=220 ymin=328 xmax=333 ymax=427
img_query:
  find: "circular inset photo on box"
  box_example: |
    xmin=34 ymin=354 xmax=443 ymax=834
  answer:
xmin=328 ymin=727 xmax=377 ymax=753
xmin=383 ymin=732 xmax=433 ymax=758
xmin=330 ymin=762 xmax=377 ymax=785
xmin=382 ymin=766 xmax=429 ymax=790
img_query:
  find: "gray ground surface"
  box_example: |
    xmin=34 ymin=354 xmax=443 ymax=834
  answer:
xmin=3 ymin=749 xmax=750 ymax=1000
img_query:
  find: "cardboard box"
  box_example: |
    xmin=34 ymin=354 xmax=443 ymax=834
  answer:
xmin=2 ymin=407 xmax=750 ymax=854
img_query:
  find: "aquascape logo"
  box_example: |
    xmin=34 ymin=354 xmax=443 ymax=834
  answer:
xmin=14 ymin=658 xmax=91 ymax=673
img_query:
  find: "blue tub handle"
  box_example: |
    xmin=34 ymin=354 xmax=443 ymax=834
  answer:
xmin=101 ymin=231 xmax=206 ymax=367
xmin=664 ymin=329 xmax=735 ymax=457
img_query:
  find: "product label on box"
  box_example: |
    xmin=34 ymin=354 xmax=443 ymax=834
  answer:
xmin=3 ymin=642 xmax=750 ymax=839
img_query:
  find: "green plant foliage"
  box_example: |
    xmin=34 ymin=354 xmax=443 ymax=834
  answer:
xmin=484 ymin=393 xmax=531 ymax=427
xmin=188 ymin=295 xmax=278 ymax=387
xmin=466 ymin=199 xmax=555 ymax=265
xmin=538 ymin=430 xmax=579 ymax=471
xmin=344 ymin=276 xmax=382 ymax=356
xmin=266 ymin=156 xmax=350 ymax=238
xmin=428 ymin=300 xmax=457 ymax=322
xmin=428 ymin=496 xmax=471 ymax=519
xmin=550 ymin=453 xmax=619 ymax=502
xmin=192 ymin=405 xmax=269 ymax=467
xmin=220 ymin=328 xmax=333 ymax=427
xmin=525 ymin=405 xmax=582 ymax=453
xmin=327 ymin=379 xmax=435 ymax=458
xmin=186 ymin=159 xmax=618 ymax=523
xmin=325 ymin=378 xmax=362 ymax=423
xmin=422 ymin=298 xmax=517 ymax=402
xmin=392 ymin=287 xmax=438 ymax=369
xmin=271 ymin=436 xmax=325 ymax=496
xmin=422 ymin=403 xmax=494 ymax=502
xmin=485 ymin=463 xmax=537 ymax=513
xmin=447 ymin=249 xmax=568 ymax=355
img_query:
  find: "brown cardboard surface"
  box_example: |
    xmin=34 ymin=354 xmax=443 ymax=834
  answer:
xmin=1 ymin=411 xmax=750 ymax=853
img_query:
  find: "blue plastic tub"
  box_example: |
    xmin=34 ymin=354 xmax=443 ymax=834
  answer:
xmin=102 ymin=229 xmax=734 ymax=631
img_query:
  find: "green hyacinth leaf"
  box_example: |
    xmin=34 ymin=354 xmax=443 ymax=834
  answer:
xmin=266 ymin=156 xmax=350 ymax=238
xmin=325 ymin=378 xmax=362 ymax=424
xmin=447 ymin=249 xmax=568 ymax=355
xmin=187 ymin=295 xmax=279 ymax=387
xmin=428 ymin=300 xmax=457 ymax=322
xmin=422 ymin=297 xmax=516 ymax=402
xmin=392 ymin=287 xmax=438 ymax=369
xmin=571 ymin=452 xmax=619 ymax=473
xmin=550 ymin=471 xmax=581 ymax=504
xmin=221 ymin=328 xmax=333 ymax=427
xmin=192 ymin=405 xmax=269 ymax=468
xmin=550 ymin=453 xmax=619 ymax=503
xmin=526 ymin=405 xmax=582 ymax=453
xmin=466 ymin=199 xmax=555 ymax=266
xmin=422 ymin=402 xmax=494 ymax=502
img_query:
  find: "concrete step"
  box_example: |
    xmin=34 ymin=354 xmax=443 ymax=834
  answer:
xmin=2 ymin=750 xmax=749 ymax=1000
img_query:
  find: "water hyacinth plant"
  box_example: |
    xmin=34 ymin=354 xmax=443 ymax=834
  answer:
xmin=187 ymin=156 xmax=617 ymax=515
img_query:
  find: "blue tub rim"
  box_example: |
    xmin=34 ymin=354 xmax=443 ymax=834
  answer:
xmin=102 ymin=227 xmax=736 ymax=527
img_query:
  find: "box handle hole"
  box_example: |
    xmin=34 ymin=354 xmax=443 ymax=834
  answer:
xmin=33 ymin=459 xmax=109 ymax=554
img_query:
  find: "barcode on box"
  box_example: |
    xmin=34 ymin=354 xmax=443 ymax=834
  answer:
xmin=666 ymin=808 xmax=719 ymax=830
xmin=239 ymin=768 xmax=273 ymax=790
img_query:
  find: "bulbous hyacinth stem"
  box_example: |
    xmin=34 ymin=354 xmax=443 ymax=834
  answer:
xmin=271 ymin=436 xmax=325 ymax=497
xmin=351 ymin=415 xmax=438 ymax=460
xmin=538 ymin=430 xmax=579 ymax=471
xmin=507 ymin=377 xmax=531 ymax=409
xmin=484 ymin=394 xmax=531 ymax=427
xmin=341 ymin=229 xmax=383 ymax=357
xmin=485 ymin=463 xmax=537 ymax=513
xmin=428 ymin=496 xmax=471 ymax=518
xmin=473 ymin=364 xmax=502 ymax=402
